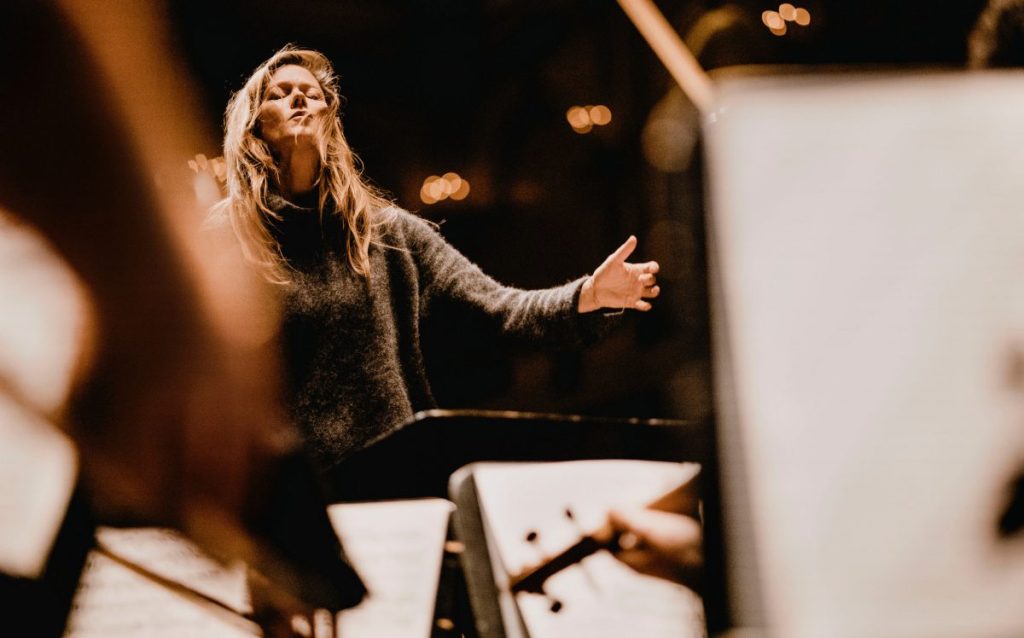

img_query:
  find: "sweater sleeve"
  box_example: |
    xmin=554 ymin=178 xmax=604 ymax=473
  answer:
xmin=396 ymin=211 xmax=618 ymax=347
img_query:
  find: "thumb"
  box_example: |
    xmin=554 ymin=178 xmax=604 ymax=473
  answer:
xmin=609 ymin=507 xmax=702 ymax=556
xmin=607 ymin=235 xmax=637 ymax=264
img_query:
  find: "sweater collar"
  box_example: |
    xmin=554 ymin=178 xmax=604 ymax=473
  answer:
xmin=266 ymin=191 xmax=343 ymax=269
xmin=267 ymin=190 xmax=320 ymax=214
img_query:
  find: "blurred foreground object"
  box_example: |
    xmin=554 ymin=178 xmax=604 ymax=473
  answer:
xmin=607 ymin=470 xmax=703 ymax=590
xmin=969 ymin=0 xmax=1024 ymax=68
xmin=0 ymin=0 xmax=363 ymax=632
xmin=704 ymin=70 xmax=1024 ymax=637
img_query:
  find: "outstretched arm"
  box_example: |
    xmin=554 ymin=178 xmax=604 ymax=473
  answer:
xmin=578 ymin=235 xmax=661 ymax=313
xmin=403 ymin=212 xmax=623 ymax=346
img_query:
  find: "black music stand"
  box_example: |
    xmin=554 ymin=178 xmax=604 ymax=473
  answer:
xmin=324 ymin=409 xmax=704 ymax=502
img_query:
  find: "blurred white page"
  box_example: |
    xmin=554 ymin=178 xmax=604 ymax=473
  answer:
xmin=64 ymin=528 xmax=253 ymax=638
xmin=329 ymin=498 xmax=453 ymax=638
xmin=0 ymin=395 xmax=77 ymax=579
xmin=65 ymin=500 xmax=452 ymax=638
xmin=706 ymin=71 xmax=1024 ymax=638
xmin=0 ymin=212 xmax=87 ymax=579
xmin=474 ymin=460 xmax=704 ymax=637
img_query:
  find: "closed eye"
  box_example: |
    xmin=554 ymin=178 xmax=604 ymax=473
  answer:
xmin=264 ymin=87 xmax=286 ymax=100
xmin=264 ymin=78 xmax=325 ymax=102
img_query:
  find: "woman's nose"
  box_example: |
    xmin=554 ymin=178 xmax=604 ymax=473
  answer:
xmin=290 ymin=91 xmax=307 ymax=107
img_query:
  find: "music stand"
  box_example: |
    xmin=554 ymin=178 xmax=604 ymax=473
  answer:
xmin=325 ymin=409 xmax=704 ymax=503
xmin=325 ymin=409 xmax=705 ymax=638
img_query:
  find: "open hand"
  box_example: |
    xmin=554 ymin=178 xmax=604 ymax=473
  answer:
xmin=579 ymin=236 xmax=660 ymax=312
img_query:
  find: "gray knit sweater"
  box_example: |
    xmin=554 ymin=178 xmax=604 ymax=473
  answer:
xmin=271 ymin=195 xmax=614 ymax=470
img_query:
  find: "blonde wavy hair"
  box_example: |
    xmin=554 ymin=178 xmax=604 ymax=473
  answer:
xmin=216 ymin=46 xmax=392 ymax=284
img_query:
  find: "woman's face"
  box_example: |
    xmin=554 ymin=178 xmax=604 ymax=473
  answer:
xmin=257 ymin=64 xmax=328 ymax=155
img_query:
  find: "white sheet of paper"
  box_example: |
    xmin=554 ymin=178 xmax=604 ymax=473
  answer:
xmin=0 ymin=395 xmax=77 ymax=579
xmin=474 ymin=460 xmax=705 ymax=638
xmin=707 ymin=71 xmax=1024 ymax=637
xmin=329 ymin=498 xmax=454 ymax=638
xmin=64 ymin=528 xmax=253 ymax=638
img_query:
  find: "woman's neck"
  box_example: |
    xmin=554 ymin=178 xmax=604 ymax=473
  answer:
xmin=276 ymin=146 xmax=320 ymax=199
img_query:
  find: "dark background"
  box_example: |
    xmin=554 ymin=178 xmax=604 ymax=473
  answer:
xmin=167 ymin=0 xmax=990 ymax=422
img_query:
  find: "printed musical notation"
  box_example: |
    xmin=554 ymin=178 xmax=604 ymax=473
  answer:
xmin=474 ymin=460 xmax=705 ymax=638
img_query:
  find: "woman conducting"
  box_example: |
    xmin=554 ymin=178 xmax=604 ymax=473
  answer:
xmin=216 ymin=46 xmax=661 ymax=474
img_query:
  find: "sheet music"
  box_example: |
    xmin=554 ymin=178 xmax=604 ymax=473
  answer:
xmin=329 ymin=498 xmax=454 ymax=638
xmin=64 ymin=527 xmax=254 ymax=638
xmin=63 ymin=500 xmax=453 ymax=638
xmin=474 ymin=460 xmax=705 ymax=637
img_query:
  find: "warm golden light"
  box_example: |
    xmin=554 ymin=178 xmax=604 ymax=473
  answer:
xmin=421 ymin=175 xmax=442 ymax=204
xmin=589 ymin=105 xmax=612 ymax=126
xmin=762 ymin=10 xmax=783 ymax=28
xmin=770 ymin=24 xmax=787 ymax=36
xmin=450 ymin=179 xmax=470 ymax=201
xmin=421 ymin=172 xmax=470 ymax=204
xmin=566 ymin=106 xmax=591 ymax=129
xmin=794 ymin=7 xmax=810 ymax=25
xmin=778 ymin=3 xmax=797 ymax=21
xmin=420 ymin=181 xmax=438 ymax=205
xmin=572 ymin=123 xmax=594 ymax=135
xmin=442 ymin=172 xmax=463 ymax=194
xmin=429 ymin=179 xmax=448 ymax=200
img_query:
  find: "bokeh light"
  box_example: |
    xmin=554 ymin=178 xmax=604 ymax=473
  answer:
xmin=420 ymin=172 xmax=470 ymax=205
xmin=566 ymin=106 xmax=590 ymax=129
xmin=764 ymin=4 xmax=810 ymax=34
xmin=762 ymin=10 xmax=784 ymax=29
xmin=450 ymin=179 xmax=470 ymax=201
xmin=589 ymin=105 xmax=612 ymax=126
